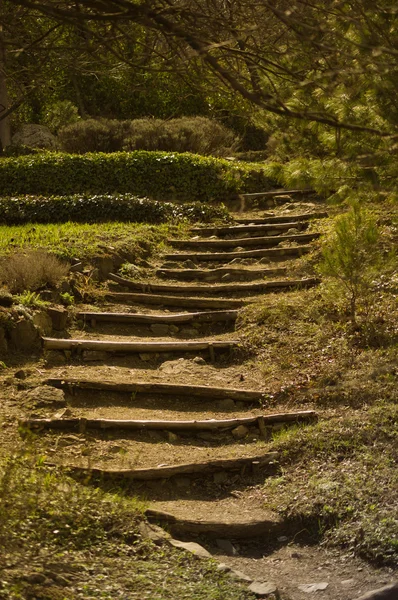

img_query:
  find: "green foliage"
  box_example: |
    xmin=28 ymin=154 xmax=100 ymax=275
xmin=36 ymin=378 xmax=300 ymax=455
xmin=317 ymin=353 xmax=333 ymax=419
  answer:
xmin=14 ymin=290 xmax=48 ymax=307
xmin=43 ymin=100 xmax=81 ymax=133
xmin=0 ymin=152 xmax=275 ymax=201
xmin=59 ymin=117 xmax=238 ymax=156
xmin=0 ymin=193 xmax=230 ymax=226
xmin=319 ymin=202 xmax=388 ymax=325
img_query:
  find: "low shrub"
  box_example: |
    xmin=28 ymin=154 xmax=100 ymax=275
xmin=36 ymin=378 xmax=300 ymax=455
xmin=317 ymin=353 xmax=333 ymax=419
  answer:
xmin=0 ymin=151 xmax=275 ymax=201
xmin=0 ymin=250 xmax=69 ymax=293
xmin=59 ymin=117 xmax=238 ymax=156
xmin=0 ymin=194 xmax=230 ymax=226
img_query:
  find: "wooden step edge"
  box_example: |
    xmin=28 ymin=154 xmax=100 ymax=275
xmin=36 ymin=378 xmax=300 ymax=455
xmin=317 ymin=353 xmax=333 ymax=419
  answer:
xmin=108 ymin=274 xmax=320 ymax=295
xmin=145 ymin=508 xmax=281 ymax=538
xmin=20 ymin=411 xmax=317 ymax=432
xmin=163 ymin=244 xmax=313 ymax=262
xmin=45 ymin=378 xmax=265 ymax=402
xmin=56 ymin=452 xmax=279 ymax=480
xmin=241 ymin=188 xmax=315 ymax=198
xmin=189 ymin=221 xmax=304 ymax=234
xmin=42 ymin=338 xmax=239 ymax=352
xmin=234 ymin=211 xmax=328 ymax=225
xmin=104 ymin=292 xmax=246 ymax=308
xmin=156 ymin=267 xmax=288 ymax=280
xmin=169 ymin=232 xmax=320 ymax=248
xmin=77 ymin=310 xmax=239 ymax=324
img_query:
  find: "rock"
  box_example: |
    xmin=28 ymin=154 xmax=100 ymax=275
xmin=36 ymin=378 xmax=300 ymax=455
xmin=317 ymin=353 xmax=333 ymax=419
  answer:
xmin=298 ymin=582 xmax=329 ymax=593
xmin=94 ymin=256 xmax=115 ymax=279
xmin=277 ymin=535 xmax=288 ymax=542
xmin=249 ymin=581 xmax=279 ymax=597
xmin=169 ymin=539 xmax=212 ymax=559
xmin=0 ymin=327 xmax=7 ymax=354
xmin=45 ymin=572 xmax=71 ymax=586
xmin=217 ymin=563 xmax=232 ymax=573
xmin=180 ymin=327 xmax=199 ymax=338
xmin=8 ymin=318 xmax=41 ymax=352
xmin=234 ymin=247 xmax=245 ymax=252
xmin=138 ymin=259 xmax=152 ymax=268
xmin=213 ymin=471 xmax=228 ymax=484
xmin=32 ymin=311 xmax=53 ymax=335
xmin=192 ymin=356 xmax=206 ymax=365
xmin=161 ymin=261 xmax=180 ymax=269
xmin=175 ymin=477 xmax=191 ymax=489
xmin=150 ymin=324 xmax=170 ymax=336
xmin=168 ymin=325 xmax=179 ymax=334
xmin=0 ymin=290 xmax=13 ymax=307
xmin=24 ymin=573 xmax=47 ymax=584
xmin=26 ymin=385 xmax=65 ymax=408
xmin=167 ymin=431 xmax=178 ymax=443
xmin=69 ymin=262 xmax=83 ymax=273
xmin=221 ymin=273 xmax=232 ymax=282
xmin=56 ymin=435 xmax=84 ymax=447
xmin=48 ymin=307 xmax=68 ymax=331
xmin=215 ymin=539 xmax=238 ymax=556
xmin=183 ymin=260 xmax=197 ymax=269
xmin=82 ymin=350 xmax=108 ymax=362
xmin=45 ymin=350 xmax=67 ymax=365
xmin=138 ymin=522 xmax=170 ymax=545
xmin=216 ymin=398 xmax=236 ymax=411
xmin=12 ymin=124 xmax=58 ymax=149
xmin=139 ymin=353 xmax=154 ymax=362
xmin=229 ymin=570 xmax=253 ymax=583
xmin=354 ymin=583 xmax=398 ymax=600
xmin=14 ymin=369 xmax=26 ymax=380
xmin=232 ymin=424 xmax=249 ymax=439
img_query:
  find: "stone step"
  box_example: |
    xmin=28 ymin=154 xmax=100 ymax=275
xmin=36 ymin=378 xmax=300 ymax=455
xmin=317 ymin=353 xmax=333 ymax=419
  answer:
xmin=169 ymin=232 xmax=320 ymax=250
xmin=156 ymin=266 xmax=287 ymax=282
xmin=163 ymin=244 xmax=312 ymax=262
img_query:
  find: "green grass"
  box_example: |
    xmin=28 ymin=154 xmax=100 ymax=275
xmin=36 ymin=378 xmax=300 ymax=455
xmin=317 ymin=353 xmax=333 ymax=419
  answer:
xmin=0 ymin=221 xmax=187 ymax=261
xmin=0 ymin=450 xmax=256 ymax=600
xmin=262 ymin=401 xmax=398 ymax=564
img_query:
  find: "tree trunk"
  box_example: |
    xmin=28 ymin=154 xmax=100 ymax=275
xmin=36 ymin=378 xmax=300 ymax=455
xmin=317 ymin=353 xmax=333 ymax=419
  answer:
xmin=0 ymin=0 xmax=11 ymax=154
xmin=0 ymin=1 xmax=11 ymax=152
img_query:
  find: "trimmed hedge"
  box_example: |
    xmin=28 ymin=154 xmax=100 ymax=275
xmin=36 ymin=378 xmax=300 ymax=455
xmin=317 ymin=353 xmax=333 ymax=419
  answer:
xmin=0 ymin=151 xmax=275 ymax=201
xmin=0 ymin=194 xmax=230 ymax=225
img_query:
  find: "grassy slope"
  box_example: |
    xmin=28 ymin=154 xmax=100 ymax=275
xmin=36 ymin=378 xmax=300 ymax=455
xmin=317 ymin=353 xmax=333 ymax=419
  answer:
xmin=237 ymin=205 xmax=397 ymax=565
xmin=0 ymin=453 xmax=255 ymax=599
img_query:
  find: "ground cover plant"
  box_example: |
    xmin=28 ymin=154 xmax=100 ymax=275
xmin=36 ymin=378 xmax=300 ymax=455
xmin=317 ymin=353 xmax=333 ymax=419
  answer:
xmin=0 ymin=194 xmax=230 ymax=226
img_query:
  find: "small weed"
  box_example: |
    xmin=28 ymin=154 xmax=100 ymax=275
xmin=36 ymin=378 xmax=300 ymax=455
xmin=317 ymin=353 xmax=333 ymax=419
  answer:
xmin=60 ymin=291 xmax=74 ymax=306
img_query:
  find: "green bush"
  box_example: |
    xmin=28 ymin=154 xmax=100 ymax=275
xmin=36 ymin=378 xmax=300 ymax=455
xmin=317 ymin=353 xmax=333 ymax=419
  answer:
xmin=0 ymin=193 xmax=230 ymax=225
xmin=59 ymin=117 xmax=238 ymax=156
xmin=0 ymin=151 xmax=275 ymax=201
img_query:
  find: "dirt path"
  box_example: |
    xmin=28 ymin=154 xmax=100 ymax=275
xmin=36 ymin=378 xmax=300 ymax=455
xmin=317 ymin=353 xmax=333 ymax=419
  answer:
xmin=11 ymin=198 xmax=397 ymax=599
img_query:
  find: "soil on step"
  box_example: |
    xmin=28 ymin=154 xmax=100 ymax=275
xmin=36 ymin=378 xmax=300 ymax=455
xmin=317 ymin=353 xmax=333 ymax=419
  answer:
xmin=212 ymin=541 xmax=396 ymax=600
